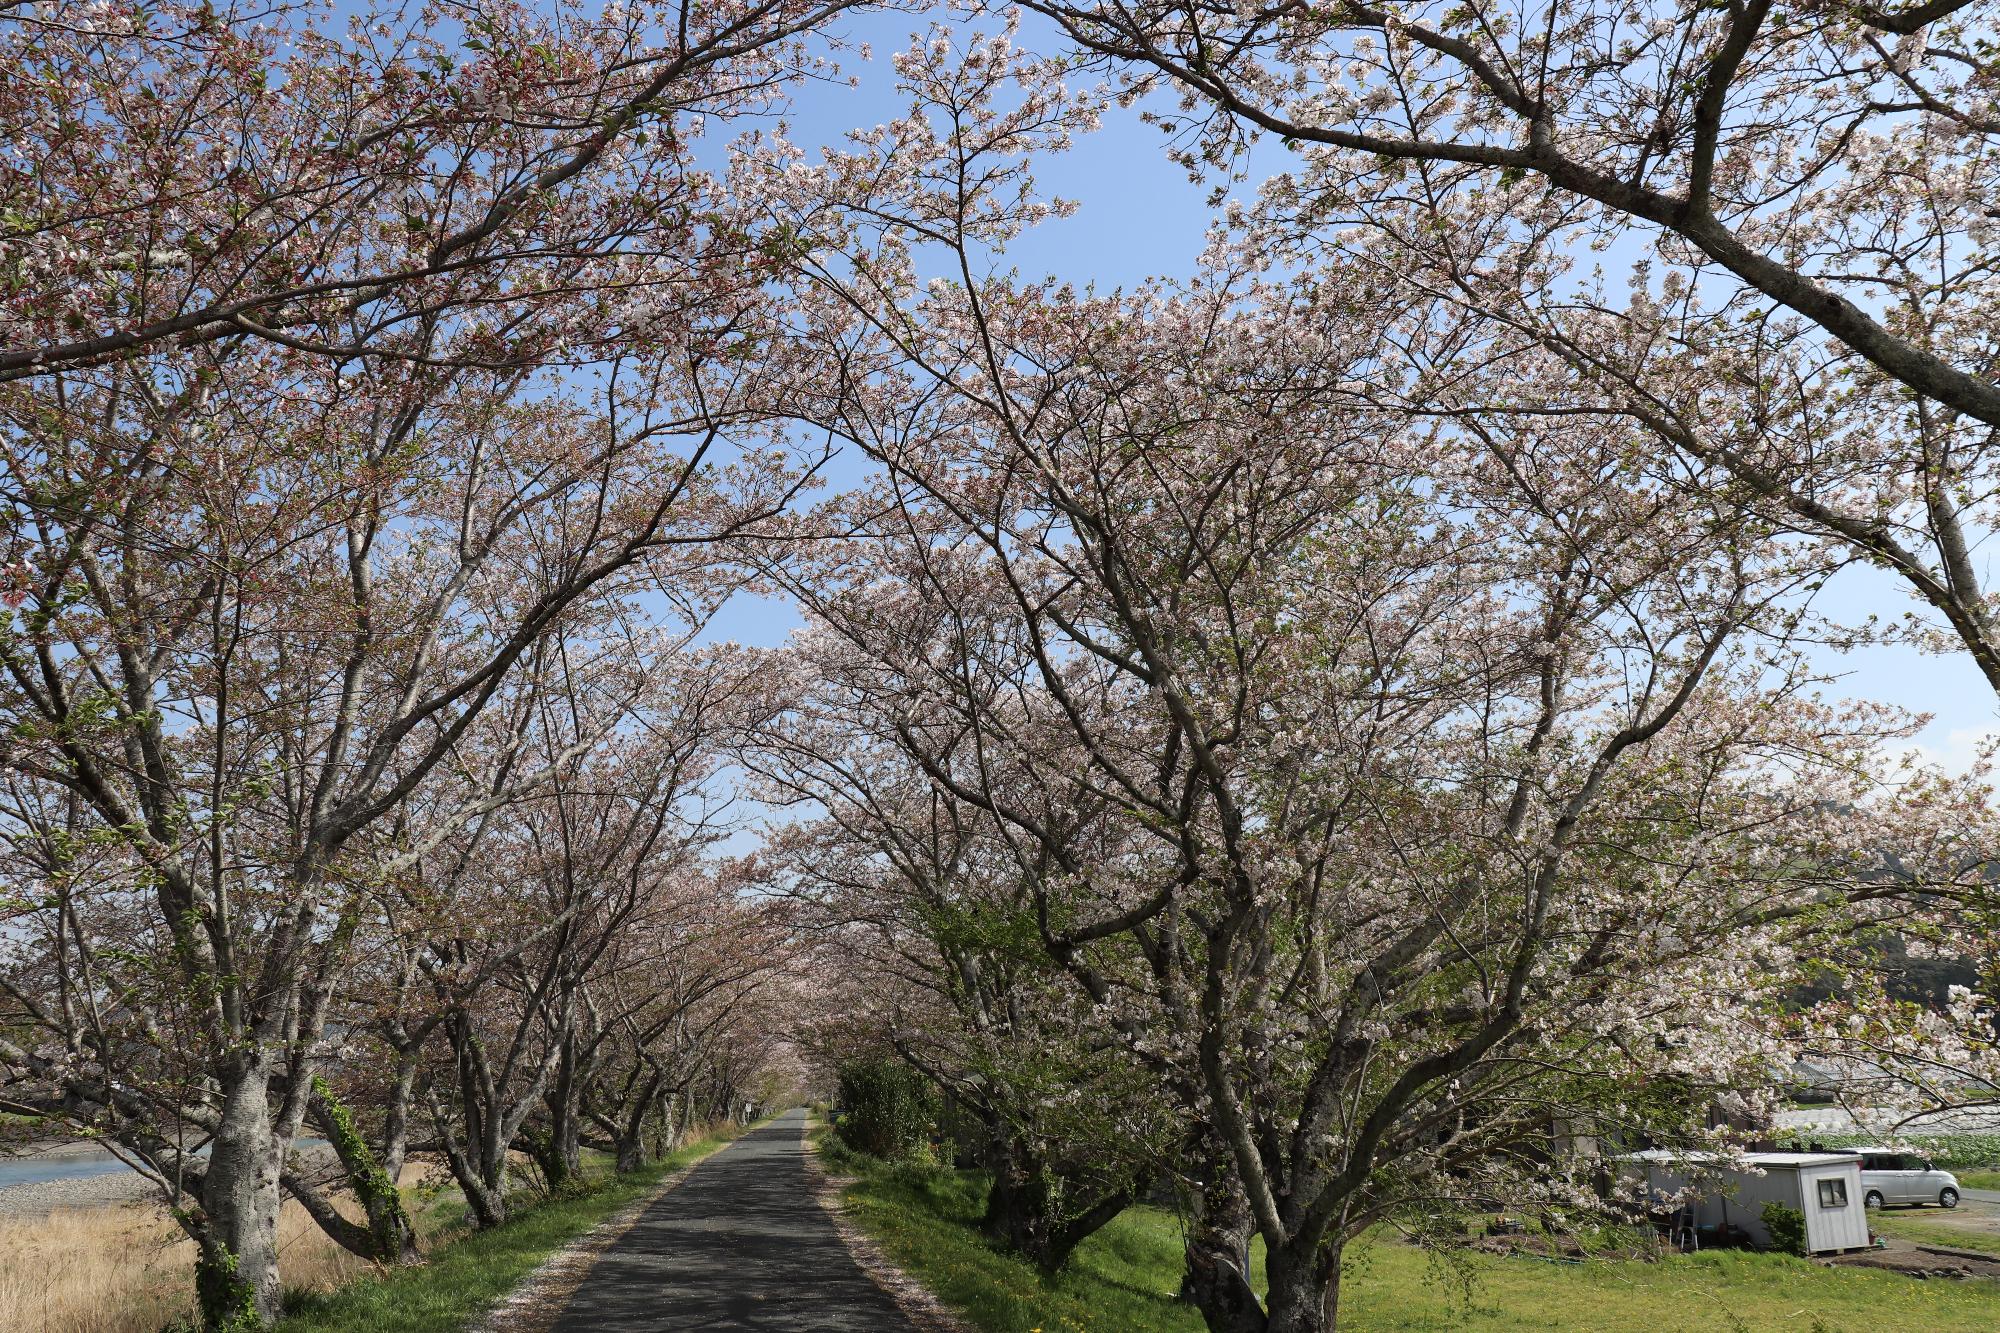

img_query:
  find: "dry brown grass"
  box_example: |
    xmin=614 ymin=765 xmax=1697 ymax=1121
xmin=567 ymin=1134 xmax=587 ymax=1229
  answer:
xmin=0 ymin=1197 xmax=374 ymax=1333
xmin=0 ymin=1146 xmax=708 ymax=1332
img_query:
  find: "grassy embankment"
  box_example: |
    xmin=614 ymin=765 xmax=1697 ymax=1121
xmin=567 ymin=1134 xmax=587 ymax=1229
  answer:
xmin=813 ymin=1129 xmax=2000 ymax=1332
xmin=0 ymin=1124 xmax=748 ymax=1333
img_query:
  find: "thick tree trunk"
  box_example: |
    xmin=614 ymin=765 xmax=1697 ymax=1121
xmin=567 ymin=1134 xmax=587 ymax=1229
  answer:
xmin=556 ymin=1100 xmax=581 ymax=1181
xmin=981 ymin=1146 xmax=1047 ymax=1250
xmin=980 ymin=1130 xmax=1137 ymax=1272
xmin=611 ymin=1080 xmax=655 ymax=1173
xmin=437 ymin=1012 xmax=553 ymax=1228
xmin=431 ymin=1085 xmax=508 ymax=1229
xmin=1262 ymin=1236 xmax=1340 ymax=1333
xmin=374 ymin=1054 xmax=421 ymax=1257
xmin=465 ymin=1176 xmax=508 ymax=1228
xmin=648 ymin=1091 xmax=671 ymax=1159
xmin=524 ymin=1116 xmax=581 ymax=1193
xmin=536 ymin=1040 xmax=584 ymax=1191
xmin=448 ymin=1151 xmax=508 ymax=1230
xmin=525 ymin=1129 xmax=562 ymax=1192
xmin=196 ymin=1059 xmax=283 ymax=1329
xmin=1181 ymin=1167 xmax=1263 ymax=1333
xmin=379 ymin=1051 xmax=417 ymax=1186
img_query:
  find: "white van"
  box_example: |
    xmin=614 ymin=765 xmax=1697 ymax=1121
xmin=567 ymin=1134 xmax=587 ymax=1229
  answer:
xmin=1854 ymin=1148 xmax=1961 ymax=1209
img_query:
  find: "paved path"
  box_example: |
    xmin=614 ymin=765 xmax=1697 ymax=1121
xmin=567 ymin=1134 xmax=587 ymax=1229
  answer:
xmin=550 ymin=1108 xmax=916 ymax=1332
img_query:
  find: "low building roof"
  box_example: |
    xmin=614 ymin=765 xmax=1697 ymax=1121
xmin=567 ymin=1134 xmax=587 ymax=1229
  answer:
xmin=1623 ymin=1148 xmax=1861 ymax=1168
xmin=1740 ymin=1152 xmax=1863 ymax=1167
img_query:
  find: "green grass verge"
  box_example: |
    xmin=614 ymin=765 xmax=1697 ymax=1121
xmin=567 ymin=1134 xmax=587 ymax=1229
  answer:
xmin=1959 ymin=1170 xmax=2000 ymax=1191
xmin=278 ymin=1125 xmax=750 ymax=1332
xmin=814 ymin=1127 xmax=1214 ymax=1332
xmin=815 ymin=1128 xmax=2000 ymax=1333
xmin=1868 ymin=1208 xmax=2000 ymax=1258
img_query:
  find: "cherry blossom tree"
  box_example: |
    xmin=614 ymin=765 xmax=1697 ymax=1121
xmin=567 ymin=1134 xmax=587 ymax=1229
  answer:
xmin=995 ymin=0 xmax=2000 ymax=694
xmin=0 ymin=0 xmax=871 ymax=382
xmin=7 ymin=9 xmax=1995 ymax=1332
xmin=1005 ymin=0 xmax=2000 ymax=1122
xmin=1018 ymin=0 xmax=2000 ymax=421
xmin=750 ymin=696 xmax=1165 ymax=1271
xmin=0 ymin=278 xmax=811 ymax=1332
xmin=0 ymin=0 xmax=877 ymax=1320
xmin=568 ymin=859 xmax=796 ymax=1172
xmin=776 ymin=280 xmax=1915 ymax=1327
xmin=384 ymin=643 xmax=746 ymax=1225
xmin=760 ymin=33 xmax=1944 ymax=1324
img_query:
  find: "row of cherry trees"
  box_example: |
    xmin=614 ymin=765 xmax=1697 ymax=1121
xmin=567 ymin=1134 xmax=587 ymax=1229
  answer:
xmin=5 ymin=2 xmax=2000 ymax=1332
xmin=0 ymin=2 xmax=842 ymax=1326
xmin=744 ymin=11 xmax=2000 ymax=1332
xmin=1021 ymin=0 xmax=2000 ymax=1162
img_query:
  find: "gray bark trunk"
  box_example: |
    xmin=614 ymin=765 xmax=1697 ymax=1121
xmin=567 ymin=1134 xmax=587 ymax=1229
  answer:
xmin=430 ymin=1081 xmax=509 ymax=1229
xmin=1262 ymin=1236 xmax=1340 ymax=1333
xmin=1181 ymin=1163 xmax=1263 ymax=1333
xmin=535 ymin=1036 xmax=583 ymax=1191
xmin=980 ymin=1124 xmax=1137 ymax=1272
xmin=608 ymin=1068 xmax=666 ymax=1173
xmin=197 ymin=1059 xmax=282 ymax=1329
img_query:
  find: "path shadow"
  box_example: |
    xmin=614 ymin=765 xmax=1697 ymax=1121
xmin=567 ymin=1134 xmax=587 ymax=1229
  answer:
xmin=551 ymin=1110 xmax=915 ymax=1332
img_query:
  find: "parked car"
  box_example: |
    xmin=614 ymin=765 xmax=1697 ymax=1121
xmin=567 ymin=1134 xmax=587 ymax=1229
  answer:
xmin=1854 ymin=1148 xmax=1960 ymax=1209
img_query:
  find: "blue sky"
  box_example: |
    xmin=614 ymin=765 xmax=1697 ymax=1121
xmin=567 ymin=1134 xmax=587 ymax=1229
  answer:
xmin=699 ymin=9 xmax=1222 ymax=630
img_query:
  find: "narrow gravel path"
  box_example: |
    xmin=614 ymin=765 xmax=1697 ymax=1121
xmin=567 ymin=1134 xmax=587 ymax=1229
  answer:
xmin=549 ymin=1108 xmax=916 ymax=1331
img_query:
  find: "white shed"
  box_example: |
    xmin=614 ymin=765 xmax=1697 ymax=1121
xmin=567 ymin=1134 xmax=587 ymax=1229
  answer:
xmin=1626 ymin=1150 xmax=1870 ymax=1255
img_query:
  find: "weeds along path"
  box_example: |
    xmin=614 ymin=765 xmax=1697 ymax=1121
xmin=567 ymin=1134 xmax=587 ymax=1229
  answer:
xmin=547 ymin=1108 xmax=917 ymax=1331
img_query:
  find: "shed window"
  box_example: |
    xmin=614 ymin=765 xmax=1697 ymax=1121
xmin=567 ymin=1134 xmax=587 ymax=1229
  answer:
xmin=1817 ymin=1178 xmax=1849 ymax=1208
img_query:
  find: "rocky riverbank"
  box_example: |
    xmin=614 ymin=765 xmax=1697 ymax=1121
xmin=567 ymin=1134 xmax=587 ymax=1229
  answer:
xmin=0 ymin=1170 xmax=156 ymax=1218
xmin=0 ymin=1143 xmax=157 ymax=1218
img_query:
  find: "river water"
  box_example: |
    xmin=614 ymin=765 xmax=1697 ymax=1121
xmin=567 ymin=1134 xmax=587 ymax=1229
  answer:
xmin=0 ymin=1138 xmax=331 ymax=1190
xmin=0 ymin=1148 xmax=136 ymax=1189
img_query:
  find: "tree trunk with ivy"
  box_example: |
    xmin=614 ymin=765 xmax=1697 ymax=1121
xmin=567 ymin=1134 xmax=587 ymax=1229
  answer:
xmin=309 ymin=1080 xmax=419 ymax=1265
xmin=193 ymin=1059 xmax=285 ymax=1330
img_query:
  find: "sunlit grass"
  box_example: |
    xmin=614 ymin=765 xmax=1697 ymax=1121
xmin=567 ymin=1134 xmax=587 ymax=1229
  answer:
xmin=818 ymin=1130 xmax=2000 ymax=1332
xmin=1868 ymin=1207 xmax=2000 ymax=1258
